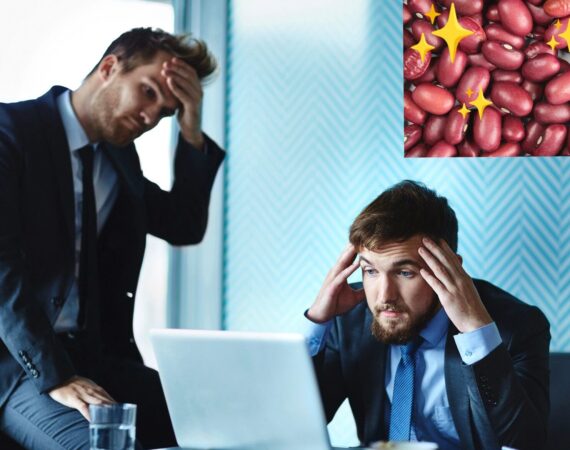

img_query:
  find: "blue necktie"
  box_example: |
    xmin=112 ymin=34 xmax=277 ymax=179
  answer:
xmin=389 ymin=339 xmax=420 ymax=441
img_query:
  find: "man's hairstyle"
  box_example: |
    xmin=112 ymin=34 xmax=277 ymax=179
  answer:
xmin=349 ymin=180 xmax=459 ymax=252
xmin=87 ymin=27 xmax=217 ymax=80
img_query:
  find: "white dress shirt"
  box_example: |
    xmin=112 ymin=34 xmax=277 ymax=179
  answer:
xmin=54 ymin=90 xmax=119 ymax=331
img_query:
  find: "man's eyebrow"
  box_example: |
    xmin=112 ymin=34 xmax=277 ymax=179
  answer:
xmin=358 ymin=256 xmax=421 ymax=268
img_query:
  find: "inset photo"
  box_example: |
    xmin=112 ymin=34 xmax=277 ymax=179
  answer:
xmin=404 ymin=0 xmax=570 ymax=157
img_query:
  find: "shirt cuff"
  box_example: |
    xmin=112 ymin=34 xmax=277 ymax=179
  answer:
xmin=453 ymin=322 xmax=502 ymax=365
xmin=300 ymin=310 xmax=332 ymax=357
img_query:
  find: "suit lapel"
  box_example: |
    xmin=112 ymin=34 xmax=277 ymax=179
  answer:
xmin=360 ymin=309 xmax=389 ymax=442
xmin=445 ymin=323 xmax=476 ymax=450
xmin=36 ymin=86 xmax=75 ymax=254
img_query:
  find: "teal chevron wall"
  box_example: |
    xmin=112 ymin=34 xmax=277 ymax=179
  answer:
xmin=224 ymin=0 xmax=570 ymax=445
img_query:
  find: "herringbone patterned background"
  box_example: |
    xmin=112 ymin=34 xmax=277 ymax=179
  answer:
xmin=224 ymin=0 xmax=570 ymax=445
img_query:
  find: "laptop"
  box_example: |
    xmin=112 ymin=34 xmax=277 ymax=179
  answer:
xmin=150 ymin=328 xmax=346 ymax=450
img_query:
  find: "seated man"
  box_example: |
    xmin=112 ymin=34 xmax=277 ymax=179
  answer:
xmin=305 ymin=180 xmax=550 ymax=450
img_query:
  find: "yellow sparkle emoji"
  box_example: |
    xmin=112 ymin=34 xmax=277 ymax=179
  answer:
xmin=432 ymin=3 xmax=473 ymax=63
xmin=424 ymin=3 xmax=440 ymax=25
xmin=555 ymin=19 xmax=562 ymax=29
xmin=458 ymin=103 xmax=470 ymax=120
xmin=469 ymin=88 xmax=493 ymax=120
xmin=411 ymin=33 xmax=435 ymax=63
xmin=557 ymin=21 xmax=570 ymax=52
xmin=547 ymin=35 xmax=560 ymax=51
xmin=465 ymin=87 xmax=474 ymax=99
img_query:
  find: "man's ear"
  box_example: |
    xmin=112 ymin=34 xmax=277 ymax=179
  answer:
xmin=97 ymin=54 xmax=120 ymax=81
xmin=456 ymin=254 xmax=463 ymax=265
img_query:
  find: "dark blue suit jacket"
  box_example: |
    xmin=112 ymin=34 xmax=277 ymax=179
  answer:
xmin=313 ymin=280 xmax=550 ymax=450
xmin=0 ymin=86 xmax=224 ymax=405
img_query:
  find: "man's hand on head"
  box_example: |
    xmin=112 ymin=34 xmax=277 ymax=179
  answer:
xmin=418 ymin=237 xmax=493 ymax=333
xmin=307 ymin=243 xmax=365 ymax=323
xmin=48 ymin=376 xmax=116 ymax=421
xmin=161 ymin=57 xmax=205 ymax=150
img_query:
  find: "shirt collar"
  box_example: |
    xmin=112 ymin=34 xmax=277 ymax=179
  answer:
xmin=56 ymin=90 xmax=91 ymax=152
xmin=419 ymin=306 xmax=449 ymax=348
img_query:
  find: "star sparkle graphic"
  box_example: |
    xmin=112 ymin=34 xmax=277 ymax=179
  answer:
xmin=458 ymin=103 xmax=470 ymax=119
xmin=411 ymin=33 xmax=435 ymax=63
xmin=558 ymin=21 xmax=570 ymax=52
xmin=424 ymin=3 xmax=440 ymax=25
xmin=469 ymin=88 xmax=493 ymax=120
xmin=555 ymin=19 xmax=562 ymax=29
xmin=465 ymin=87 xmax=474 ymax=99
xmin=432 ymin=3 xmax=473 ymax=63
xmin=547 ymin=36 xmax=560 ymax=51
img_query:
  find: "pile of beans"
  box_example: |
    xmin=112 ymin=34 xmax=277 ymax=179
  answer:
xmin=404 ymin=0 xmax=570 ymax=157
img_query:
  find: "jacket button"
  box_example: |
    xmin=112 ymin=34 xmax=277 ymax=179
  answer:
xmin=51 ymin=297 xmax=64 ymax=307
xmin=126 ymin=292 xmax=134 ymax=299
xmin=30 ymin=369 xmax=39 ymax=378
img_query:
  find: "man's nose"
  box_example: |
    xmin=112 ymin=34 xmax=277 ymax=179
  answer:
xmin=375 ymin=275 xmax=397 ymax=305
xmin=140 ymin=107 xmax=161 ymax=128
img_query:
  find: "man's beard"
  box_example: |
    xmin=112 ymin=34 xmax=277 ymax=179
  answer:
xmin=370 ymin=295 xmax=440 ymax=344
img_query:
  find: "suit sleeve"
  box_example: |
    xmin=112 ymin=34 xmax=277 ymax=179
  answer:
xmin=144 ymin=133 xmax=225 ymax=245
xmin=312 ymin=318 xmax=349 ymax=423
xmin=460 ymin=306 xmax=550 ymax=450
xmin=0 ymin=121 xmax=76 ymax=394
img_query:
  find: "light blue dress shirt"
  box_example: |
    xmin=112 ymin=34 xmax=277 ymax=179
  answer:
xmin=302 ymin=307 xmax=502 ymax=450
xmin=54 ymin=90 xmax=119 ymax=331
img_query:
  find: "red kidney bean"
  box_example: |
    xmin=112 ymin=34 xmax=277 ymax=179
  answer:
xmin=544 ymin=0 xmax=570 ymax=17
xmin=491 ymin=81 xmax=534 ymax=116
xmin=405 ymin=91 xmax=427 ymax=125
xmin=437 ymin=48 xmax=468 ymax=87
xmin=524 ymin=41 xmax=557 ymax=59
xmin=459 ymin=17 xmax=487 ymax=54
xmin=559 ymin=58 xmax=570 ymax=73
xmin=444 ymin=107 xmax=471 ymax=145
xmin=482 ymin=142 xmax=522 ymax=156
xmin=502 ymin=115 xmax=526 ymax=142
xmin=522 ymin=54 xmax=561 ymax=82
xmin=492 ymin=70 xmax=523 ymax=84
xmin=427 ymin=140 xmax=457 ymax=157
xmin=467 ymin=53 xmax=497 ymax=71
xmin=404 ymin=5 xmax=412 ymax=25
xmin=423 ymin=115 xmax=447 ymax=145
xmin=414 ymin=59 xmax=437 ymax=83
xmin=474 ymin=107 xmax=502 ymax=151
xmin=404 ymin=30 xmax=415 ymax=49
xmin=405 ymin=143 xmax=428 ymax=157
xmin=412 ymin=20 xmax=444 ymax=51
xmin=485 ymin=24 xmax=526 ymax=49
xmin=533 ymin=124 xmax=567 ymax=156
xmin=527 ymin=0 xmax=544 ymax=5
xmin=482 ymin=41 xmax=524 ymax=70
xmin=412 ymin=83 xmax=455 ymax=115
xmin=408 ymin=0 xmax=434 ymax=18
xmin=456 ymin=67 xmax=491 ymax=105
xmin=486 ymin=5 xmax=501 ymax=21
xmin=440 ymin=0 xmax=484 ymax=15
xmin=404 ymin=47 xmax=432 ymax=80
xmin=544 ymin=17 xmax=570 ymax=50
xmin=545 ymin=71 xmax=570 ymax=104
xmin=458 ymin=139 xmax=481 ymax=157
xmin=526 ymin=2 xmax=555 ymax=26
xmin=521 ymin=79 xmax=544 ymax=101
xmin=534 ymin=102 xmax=570 ymax=122
xmin=498 ymin=0 xmax=533 ymax=36
xmin=405 ymin=124 xmax=422 ymax=151
xmin=522 ymin=120 xmax=546 ymax=153
xmin=531 ymin=25 xmax=546 ymax=40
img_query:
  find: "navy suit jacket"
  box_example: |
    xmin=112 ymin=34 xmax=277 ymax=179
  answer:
xmin=313 ymin=280 xmax=550 ymax=450
xmin=0 ymin=86 xmax=224 ymax=405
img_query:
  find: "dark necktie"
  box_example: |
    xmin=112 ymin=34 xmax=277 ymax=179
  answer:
xmin=389 ymin=338 xmax=421 ymax=441
xmin=78 ymin=145 xmax=98 ymax=329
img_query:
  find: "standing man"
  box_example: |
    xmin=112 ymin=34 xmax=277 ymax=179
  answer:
xmin=305 ymin=181 xmax=550 ymax=450
xmin=0 ymin=28 xmax=225 ymax=449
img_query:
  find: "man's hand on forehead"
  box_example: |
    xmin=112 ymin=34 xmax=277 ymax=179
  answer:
xmin=161 ymin=57 xmax=205 ymax=149
xmin=418 ymin=237 xmax=493 ymax=333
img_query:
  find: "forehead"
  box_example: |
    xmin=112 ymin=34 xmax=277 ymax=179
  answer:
xmin=359 ymin=235 xmax=425 ymax=266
